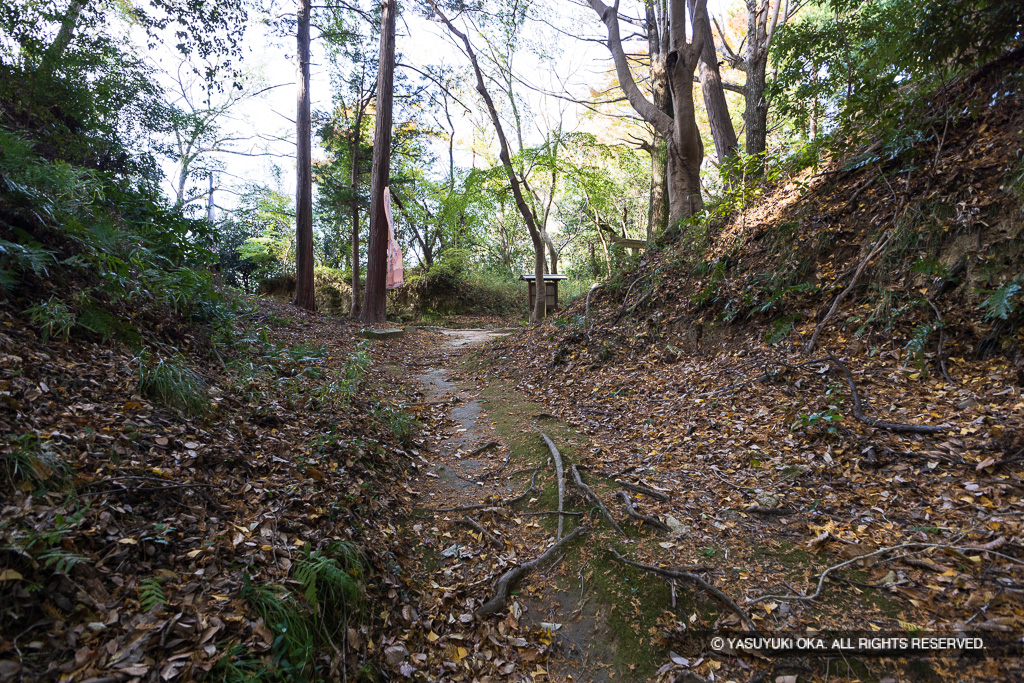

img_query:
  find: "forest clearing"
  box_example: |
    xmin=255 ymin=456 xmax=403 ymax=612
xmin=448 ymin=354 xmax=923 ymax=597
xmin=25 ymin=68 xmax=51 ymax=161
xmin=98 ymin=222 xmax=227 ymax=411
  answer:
xmin=2 ymin=0 xmax=1024 ymax=681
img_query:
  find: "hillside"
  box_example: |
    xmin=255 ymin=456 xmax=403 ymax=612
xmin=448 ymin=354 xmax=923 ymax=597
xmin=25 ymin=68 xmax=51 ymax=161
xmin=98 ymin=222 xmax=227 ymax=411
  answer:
xmin=478 ymin=49 xmax=1024 ymax=681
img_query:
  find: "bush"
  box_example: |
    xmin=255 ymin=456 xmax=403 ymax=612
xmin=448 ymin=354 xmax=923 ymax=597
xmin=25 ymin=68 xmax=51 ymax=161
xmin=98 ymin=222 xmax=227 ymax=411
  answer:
xmin=136 ymin=350 xmax=210 ymax=416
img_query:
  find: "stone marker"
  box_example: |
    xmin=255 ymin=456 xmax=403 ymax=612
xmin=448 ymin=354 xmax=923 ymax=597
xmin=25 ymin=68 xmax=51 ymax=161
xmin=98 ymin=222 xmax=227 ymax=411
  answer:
xmin=358 ymin=328 xmax=404 ymax=340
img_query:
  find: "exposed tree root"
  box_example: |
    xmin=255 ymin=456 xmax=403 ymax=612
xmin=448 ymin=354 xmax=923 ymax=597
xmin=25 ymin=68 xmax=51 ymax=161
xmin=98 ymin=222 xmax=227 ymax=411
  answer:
xmin=744 ymin=506 xmax=798 ymax=516
xmin=608 ymin=548 xmax=760 ymax=634
xmin=571 ymin=464 xmax=624 ymax=535
xmin=828 ymin=354 xmax=949 ymax=433
xmin=426 ymin=470 xmax=539 ymax=513
xmin=614 ymin=479 xmax=669 ymax=502
xmin=805 ymin=231 xmax=891 ymax=355
xmin=459 ymin=515 xmax=503 ymax=549
xmin=617 ymin=490 xmax=671 ymax=532
xmin=476 ymin=525 xmax=590 ymax=617
xmin=926 ymin=297 xmax=956 ymax=384
xmin=537 ymin=430 xmax=566 ymax=539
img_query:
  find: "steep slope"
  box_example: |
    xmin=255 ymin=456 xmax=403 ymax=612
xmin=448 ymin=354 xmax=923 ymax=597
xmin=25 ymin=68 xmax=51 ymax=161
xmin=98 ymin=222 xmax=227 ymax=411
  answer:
xmin=481 ymin=50 xmax=1024 ymax=681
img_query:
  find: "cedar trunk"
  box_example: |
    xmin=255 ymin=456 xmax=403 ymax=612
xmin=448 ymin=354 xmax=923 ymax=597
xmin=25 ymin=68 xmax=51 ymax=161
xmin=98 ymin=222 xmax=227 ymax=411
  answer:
xmin=360 ymin=0 xmax=396 ymax=323
xmin=292 ymin=0 xmax=316 ymax=312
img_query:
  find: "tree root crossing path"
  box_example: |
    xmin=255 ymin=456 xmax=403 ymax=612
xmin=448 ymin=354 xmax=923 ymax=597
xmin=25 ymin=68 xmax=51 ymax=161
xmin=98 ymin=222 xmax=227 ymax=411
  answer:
xmin=362 ymin=326 xmax=1020 ymax=683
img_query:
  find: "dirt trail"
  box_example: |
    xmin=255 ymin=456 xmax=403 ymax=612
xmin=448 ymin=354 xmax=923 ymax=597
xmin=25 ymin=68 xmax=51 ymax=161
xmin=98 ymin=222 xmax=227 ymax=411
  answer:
xmin=385 ymin=328 xmax=628 ymax=682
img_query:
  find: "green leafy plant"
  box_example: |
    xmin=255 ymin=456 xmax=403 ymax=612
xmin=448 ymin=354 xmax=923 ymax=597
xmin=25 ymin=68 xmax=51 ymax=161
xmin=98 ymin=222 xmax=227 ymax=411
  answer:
xmin=139 ymin=577 xmax=167 ymax=612
xmin=980 ymin=276 xmax=1022 ymax=320
xmin=1 ymin=433 xmax=66 ymax=492
xmin=136 ymin=350 xmax=210 ymax=416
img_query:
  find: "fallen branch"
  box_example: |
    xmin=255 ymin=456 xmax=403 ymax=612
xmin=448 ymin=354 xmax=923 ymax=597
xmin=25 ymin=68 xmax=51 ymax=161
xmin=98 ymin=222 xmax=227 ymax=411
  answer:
xmin=617 ymin=491 xmax=671 ymax=532
xmin=828 ymin=354 xmax=949 ymax=433
xmin=425 ymin=470 xmax=539 ymax=513
xmin=608 ymin=548 xmax=759 ymax=634
xmin=459 ymin=516 xmax=503 ymax=549
xmin=477 ymin=526 xmax=589 ymax=616
xmin=614 ymin=479 xmax=669 ymax=502
xmin=805 ymin=231 xmax=891 ymax=354
xmin=571 ymin=465 xmax=624 ymax=535
xmin=538 ymin=430 xmax=566 ymax=540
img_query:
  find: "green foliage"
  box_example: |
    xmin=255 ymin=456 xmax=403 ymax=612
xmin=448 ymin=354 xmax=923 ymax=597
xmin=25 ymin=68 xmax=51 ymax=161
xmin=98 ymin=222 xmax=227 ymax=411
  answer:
xmin=770 ymin=0 xmax=1024 ymax=154
xmin=793 ymin=383 xmax=845 ymax=435
xmin=243 ymin=542 xmax=365 ymax=681
xmin=27 ymin=296 xmax=75 ymax=342
xmin=980 ymin=276 xmax=1023 ymax=320
xmin=370 ymin=404 xmax=421 ymax=445
xmin=138 ymin=577 xmax=167 ymax=613
xmin=136 ymin=350 xmax=210 ymax=416
xmin=1 ymin=433 xmax=66 ymax=492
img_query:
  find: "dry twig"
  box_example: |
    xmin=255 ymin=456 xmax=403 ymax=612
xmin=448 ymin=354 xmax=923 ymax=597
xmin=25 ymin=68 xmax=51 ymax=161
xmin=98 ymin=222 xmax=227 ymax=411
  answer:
xmin=459 ymin=516 xmax=503 ymax=549
xmin=828 ymin=354 xmax=949 ymax=433
xmin=426 ymin=470 xmax=539 ymax=513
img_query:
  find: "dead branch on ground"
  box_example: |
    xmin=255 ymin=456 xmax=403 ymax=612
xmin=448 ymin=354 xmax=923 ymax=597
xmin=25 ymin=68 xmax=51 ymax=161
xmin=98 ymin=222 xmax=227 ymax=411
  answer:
xmin=476 ymin=526 xmax=590 ymax=616
xmin=828 ymin=354 xmax=949 ymax=433
xmin=608 ymin=548 xmax=760 ymax=634
xmin=617 ymin=491 xmax=671 ymax=532
xmin=571 ymin=464 xmax=625 ymax=535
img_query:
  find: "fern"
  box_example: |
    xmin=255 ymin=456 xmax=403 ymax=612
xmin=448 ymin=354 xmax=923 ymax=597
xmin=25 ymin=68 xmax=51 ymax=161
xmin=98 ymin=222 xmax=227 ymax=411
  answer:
xmin=39 ymin=548 xmax=86 ymax=575
xmin=981 ymin=277 xmax=1022 ymax=320
xmin=138 ymin=577 xmax=166 ymax=612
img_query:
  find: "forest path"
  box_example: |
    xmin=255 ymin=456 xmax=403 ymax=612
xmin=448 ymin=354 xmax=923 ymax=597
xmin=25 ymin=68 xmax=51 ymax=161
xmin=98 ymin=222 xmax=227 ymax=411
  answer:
xmin=372 ymin=326 xmax=630 ymax=682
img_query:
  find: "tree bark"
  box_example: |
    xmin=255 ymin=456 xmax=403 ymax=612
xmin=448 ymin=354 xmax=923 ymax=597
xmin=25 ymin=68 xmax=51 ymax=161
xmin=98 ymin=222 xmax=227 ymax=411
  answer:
xmin=590 ymin=0 xmax=707 ymax=226
xmin=645 ymin=0 xmax=670 ymax=237
xmin=39 ymin=1 xmax=83 ymax=74
xmin=292 ymin=0 xmax=317 ymax=312
xmin=743 ymin=54 xmax=769 ymax=159
xmin=360 ymin=0 xmax=396 ymax=324
xmin=349 ymin=106 xmax=363 ymax=317
xmin=697 ymin=16 xmax=738 ymax=164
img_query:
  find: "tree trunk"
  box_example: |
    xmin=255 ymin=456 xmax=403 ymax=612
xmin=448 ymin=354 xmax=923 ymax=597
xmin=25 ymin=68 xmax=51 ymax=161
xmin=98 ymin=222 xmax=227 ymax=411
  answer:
xmin=743 ymin=55 xmax=769 ymax=159
xmin=39 ymin=1 xmax=83 ymax=74
xmin=667 ymin=53 xmax=705 ymax=220
xmin=349 ymin=107 xmax=363 ymax=317
xmin=292 ymin=0 xmax=316 ymax=312
xmin=360 ymin=0 xmax=396 ymax=324
xmin=591 ymin=0 xmax=707 ymax=227
xmin=646 ymin=0 xmax=670 ymax=237
xmin=542 ymin=230 xmax=558 ymax=275
xmin=697 ymin=17 xmax=738 ymax=164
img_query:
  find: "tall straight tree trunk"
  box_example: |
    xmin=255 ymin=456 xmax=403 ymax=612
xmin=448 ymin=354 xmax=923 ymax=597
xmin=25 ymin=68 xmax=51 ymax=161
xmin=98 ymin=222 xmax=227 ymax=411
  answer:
xmin=646 ymin=0 xmax=670 ymax=237
xmin=349 ymin=107 xmax=363 ymax=317
xmin=360 ymin=0 xmax=396 ymax=323
xmin=292 ymin=0 xmax=316 ymax=311
xmin=743 ymin=56 xmax=769 ymax=159
xmin=698 ymin=17 xmax=738 ymax=164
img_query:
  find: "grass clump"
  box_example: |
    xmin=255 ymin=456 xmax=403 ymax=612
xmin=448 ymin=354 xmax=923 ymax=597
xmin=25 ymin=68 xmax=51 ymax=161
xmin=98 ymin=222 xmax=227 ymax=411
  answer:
xmin=136 ymin=350 xmax=209 ymax=416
